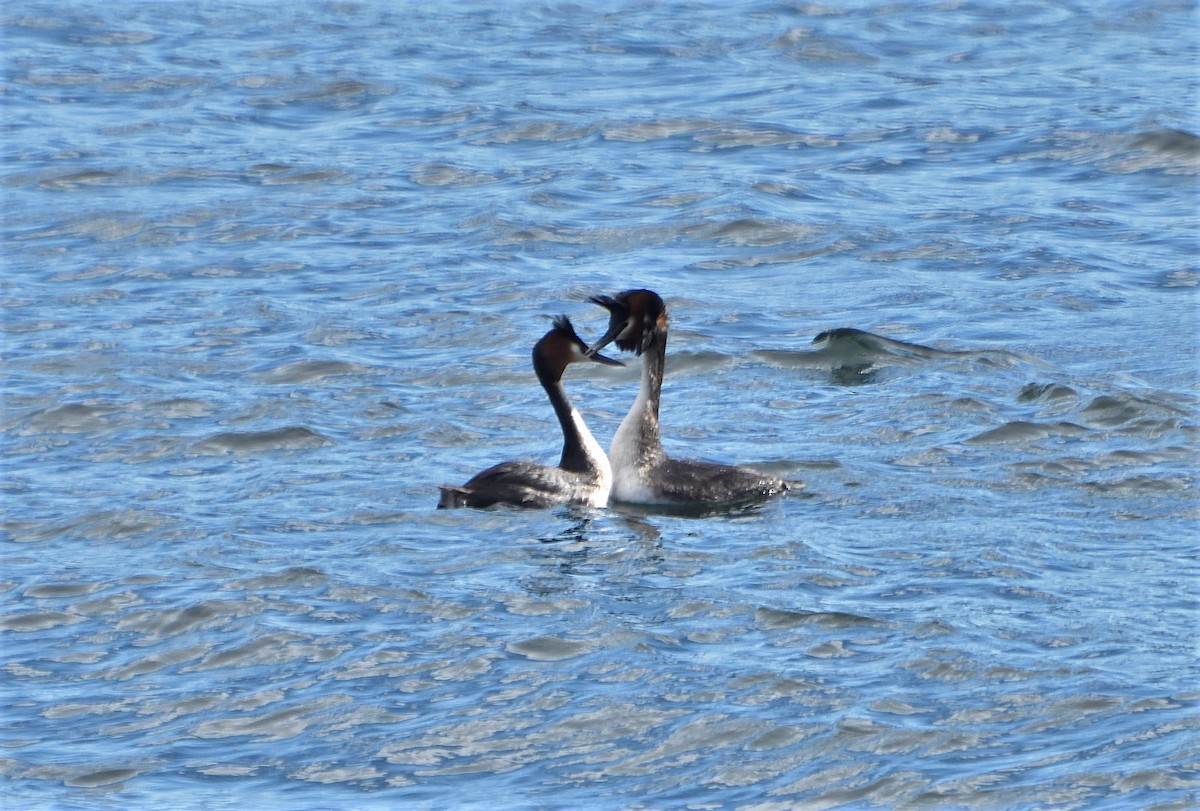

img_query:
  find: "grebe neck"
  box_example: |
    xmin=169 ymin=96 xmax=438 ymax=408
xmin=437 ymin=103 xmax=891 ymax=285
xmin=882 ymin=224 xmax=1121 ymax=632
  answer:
xmin=540 ymin=372 xmax=605 ymax=475
xmin=612 ymin=331 xmax=667 ymax=470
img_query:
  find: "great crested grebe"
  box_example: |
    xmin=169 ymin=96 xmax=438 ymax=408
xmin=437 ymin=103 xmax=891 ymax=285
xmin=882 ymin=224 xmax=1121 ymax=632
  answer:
xmin=438 ymin=316 xmax=622 ymax=510
xmin=586 ymin=289 xmax=792 ymax=506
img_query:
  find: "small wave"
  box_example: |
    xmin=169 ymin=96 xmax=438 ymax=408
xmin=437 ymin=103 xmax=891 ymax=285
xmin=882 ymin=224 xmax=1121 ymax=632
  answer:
xmin=664 ymin=350 xmax=735 ymax=376
xmin=1018 ymin=382 xmax=1078 ymax=404
xmin=116 ymin=598 xmax=257 ymax=638
xmin=769 ymin=27 xmax=878 ymax=65
xmin=612 ymin=715 xmax=765 ymax=770
xmin=705 ymin=217 xmax=824 ymax=247
xmin=243 ymin=79 xmax=387 ymax=112
xmin=257 ymin=359 xmax=379 ymax=384
xmin=293 ymin=80 xmax=376 ymax=100
xmin=507 ymin=634 xmax=594 ymax=661
xmin=755 ymin=607 xmax=885 ymax=630
xmin=3 ymin=508 xmax=170 ymax=543
xmin=22 ymin=582 xmax=96 ymax=599
xmin=146 ymin=398 xmax=214 ymax=418
xmin=225 ymin=567 xmax=326 ymax=591
xmin=473 ymin=120 xmax=597 ymax=145
xmin=0 ymin=610 xmax=83 ymax=632
xmin=694 ymin=125 xmax=834 ymax=150
xmin=494 ymin=219 xmax=680 ymax=250
xmin=409 ymin=162 xmax=499 ymax=187
xmin=185 ymin=630 xmax=315 ymax=672
xmin=1005 ymin=126 xmax=1200 ymax=175
xmin=192 ymin=426 xmax=333 ymax=455
xmin=1016 ymin=382 xmax=1194 ymax=443
xmin=1112 ymin=127 xmax=1200 ymax=174
xmin=256 ymin=168 xmax=353 ymax=186
xmin=752 ymin=328 xmax=972 ymax=381
xmin=97 ymin=642 xmax=210 ymax=681
xmin=36 ymin=169 xmax=124 ymax=190
xmin=64 ymin=767 xmax=142 ymax=788
xmin=13 ymin=215 xmax=143 ymax=245
xmin=1130 ymin=128 xmax=1200 ymax=158
xmin=602 ymin=117 xmax=718 ymax=142
xmin=1153 ymin=269 xmax=1198 ymax=289
xmin=1080 ymin=395 xmax=1150 ymax=428
xmin=18 ymin=403 xmax=117 ymax=435
xmin=190 ymin=695 xmax=351 ymax=742
xmin=966 ymin=420 xmax=1089 ymax=445
xmin=1084 ymin=475 xmax=1191 ymax=495
xmin=812 ymin=328 xmax=955 ymax=359
xmin=290 ymin=763 xmax=388 ymax=785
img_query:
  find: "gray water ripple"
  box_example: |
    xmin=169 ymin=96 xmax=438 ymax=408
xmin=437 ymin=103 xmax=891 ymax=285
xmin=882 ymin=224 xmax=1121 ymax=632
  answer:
xmin=3 ymin=1 xmax=1197 ymax=808
xmin=192 ymin=426 xmax=334 ymax=455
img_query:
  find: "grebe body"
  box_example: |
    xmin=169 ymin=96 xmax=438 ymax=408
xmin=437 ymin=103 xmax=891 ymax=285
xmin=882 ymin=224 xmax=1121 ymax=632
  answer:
xmin=587 ymin=289 xmax=791 ymax=507
xmin=438 ymin=316 xmax=621 ymax=510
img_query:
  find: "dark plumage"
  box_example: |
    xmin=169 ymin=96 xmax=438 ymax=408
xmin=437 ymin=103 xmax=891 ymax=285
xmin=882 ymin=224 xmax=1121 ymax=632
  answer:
xmin=437 ymin=316 xmax=621 ymax=510
xmin=587 ymin=289 xmax=794 ymax=507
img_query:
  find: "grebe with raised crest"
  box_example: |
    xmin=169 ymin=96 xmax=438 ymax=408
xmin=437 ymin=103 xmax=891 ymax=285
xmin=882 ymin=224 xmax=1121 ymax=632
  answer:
xmin=586 ymin=289 xmax=793 ymax=506
xmin=438 ymin=316 xmax=622 ymax=509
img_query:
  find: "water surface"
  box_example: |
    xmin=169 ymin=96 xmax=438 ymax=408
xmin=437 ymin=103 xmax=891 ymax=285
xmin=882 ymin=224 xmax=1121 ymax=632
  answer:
xmin=2 ymin=2 xmax=1198 ymax=809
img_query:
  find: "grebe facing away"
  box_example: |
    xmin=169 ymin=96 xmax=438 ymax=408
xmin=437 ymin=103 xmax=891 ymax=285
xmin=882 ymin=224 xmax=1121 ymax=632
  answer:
xmin=438 ymin=316 xmax=622 ymax=510
xmin=586 ymin=289 xmax=792 ymax=506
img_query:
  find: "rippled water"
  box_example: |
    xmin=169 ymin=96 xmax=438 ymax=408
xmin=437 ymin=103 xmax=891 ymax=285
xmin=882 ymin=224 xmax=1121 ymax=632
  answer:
xmin=3 ymin=2 xmax=1198 ymax=809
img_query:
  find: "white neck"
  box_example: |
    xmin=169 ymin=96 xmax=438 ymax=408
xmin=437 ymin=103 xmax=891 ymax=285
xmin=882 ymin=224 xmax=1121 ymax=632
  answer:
xmin=609 ymin=355 xmax=665 ymax=502
xmin=571 ymin=407 xmax=612 ymax=506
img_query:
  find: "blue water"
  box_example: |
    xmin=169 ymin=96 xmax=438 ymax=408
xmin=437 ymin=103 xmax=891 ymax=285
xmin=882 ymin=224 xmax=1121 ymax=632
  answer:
xmin=2 ymin=1 xmax=1198 ymax=809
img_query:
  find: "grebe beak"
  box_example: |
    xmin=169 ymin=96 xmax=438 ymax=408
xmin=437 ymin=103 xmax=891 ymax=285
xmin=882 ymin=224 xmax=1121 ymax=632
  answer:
xmin=586 ymin=350 xmax=624 ymax=367
xmin=584 ymin=324 xmax=624 ymax=359
xmin=584 ymin=295 xmax=626 ymax=358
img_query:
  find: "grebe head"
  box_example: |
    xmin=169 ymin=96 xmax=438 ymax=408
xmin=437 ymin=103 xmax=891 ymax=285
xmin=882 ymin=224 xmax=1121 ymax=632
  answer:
xmin=586 ymin=289 xmax=668 ymax=357
xmin=535 ymin=315 xmax=624 ymax=380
